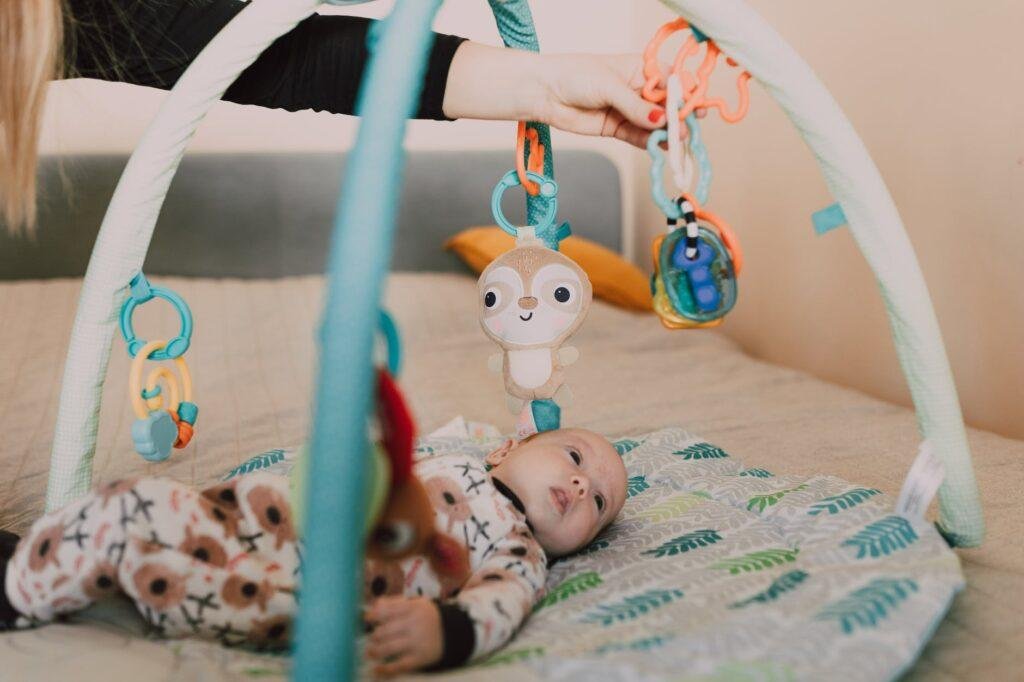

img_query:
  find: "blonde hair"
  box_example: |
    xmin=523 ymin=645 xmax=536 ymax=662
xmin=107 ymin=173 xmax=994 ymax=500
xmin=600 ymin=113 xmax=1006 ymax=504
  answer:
xmin=0 ymin=0 xmax=64 ymax=233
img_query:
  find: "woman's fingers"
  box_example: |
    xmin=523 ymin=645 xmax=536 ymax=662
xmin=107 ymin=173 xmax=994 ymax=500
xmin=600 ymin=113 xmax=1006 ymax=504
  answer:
xmin=601 ymin=76 xmax=665 ymax=130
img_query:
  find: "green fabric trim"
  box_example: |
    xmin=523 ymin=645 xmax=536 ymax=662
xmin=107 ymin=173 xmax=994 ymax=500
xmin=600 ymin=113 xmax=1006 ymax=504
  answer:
xmin=289 ymin=443 xmax=390 ymax=536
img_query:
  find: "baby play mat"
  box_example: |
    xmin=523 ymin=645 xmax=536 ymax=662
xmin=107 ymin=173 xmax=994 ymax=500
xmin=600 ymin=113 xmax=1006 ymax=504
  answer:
xmin=230 ymin=424 xmax=962 ymax=681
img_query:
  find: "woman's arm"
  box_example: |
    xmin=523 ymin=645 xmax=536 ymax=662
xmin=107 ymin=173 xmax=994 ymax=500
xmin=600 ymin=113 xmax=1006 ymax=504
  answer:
xmin=67 ymin=0 xmax=465 ymax=120
xmin=67 ymin=0 xmax=665 ymax=142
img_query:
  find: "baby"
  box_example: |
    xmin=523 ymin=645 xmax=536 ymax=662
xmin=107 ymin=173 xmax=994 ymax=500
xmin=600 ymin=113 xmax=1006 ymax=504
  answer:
xmin=0 ymin=428 xmax=626 ymax=675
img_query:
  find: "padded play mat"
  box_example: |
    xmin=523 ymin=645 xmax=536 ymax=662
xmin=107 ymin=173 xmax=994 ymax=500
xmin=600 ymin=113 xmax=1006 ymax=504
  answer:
xmin=226 ymin=422 xmax=963 ymax=681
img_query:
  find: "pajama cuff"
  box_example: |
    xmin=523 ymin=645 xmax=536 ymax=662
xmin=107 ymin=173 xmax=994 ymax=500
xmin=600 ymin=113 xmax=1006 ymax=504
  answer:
xmin=0 ymin=531 xmax=23 ymax=627
xmin=430 ymin=600 xmax=475 ymax=669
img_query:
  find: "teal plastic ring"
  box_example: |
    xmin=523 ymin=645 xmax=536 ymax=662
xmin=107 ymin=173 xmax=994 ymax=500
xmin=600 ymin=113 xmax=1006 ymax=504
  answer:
xmin=378 ymin=309 xmax=402 ymax=377
xmin=490 ymin=170 xmax=559 ymax=239
xmin=646 ymin=114 xmax=712 ymax=219
xmin=119 ymin=276 xmax=193 ymax=361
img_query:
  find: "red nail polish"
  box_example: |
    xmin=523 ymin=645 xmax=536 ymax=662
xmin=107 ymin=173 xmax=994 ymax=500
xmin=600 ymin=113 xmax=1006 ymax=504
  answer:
xmin=648 ymin=109 xmax=665 ymax=124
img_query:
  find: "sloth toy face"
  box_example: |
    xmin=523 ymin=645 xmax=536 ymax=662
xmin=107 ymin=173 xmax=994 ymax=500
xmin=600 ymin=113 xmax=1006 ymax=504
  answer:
xmin=479 ymin=245 xmax=592 ymax=349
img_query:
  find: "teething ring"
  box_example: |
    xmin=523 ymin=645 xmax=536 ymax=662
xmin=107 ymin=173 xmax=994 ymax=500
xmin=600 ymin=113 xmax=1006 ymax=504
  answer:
xmin=490 ymin=169 xmax=559 ymax=239
xmin=119 ymin=272 xmax=193 ymax=361
xmin=129 ymin=339 xmax=194 ymax=420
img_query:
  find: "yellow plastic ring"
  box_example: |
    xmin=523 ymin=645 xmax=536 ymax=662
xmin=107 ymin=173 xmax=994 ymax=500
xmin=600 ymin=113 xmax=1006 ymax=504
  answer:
xmin=129 ymin=339 xmax=194 ymax=419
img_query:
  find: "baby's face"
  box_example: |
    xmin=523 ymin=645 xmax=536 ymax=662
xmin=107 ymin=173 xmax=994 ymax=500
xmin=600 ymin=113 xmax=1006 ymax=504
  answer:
xmin=487 ymin=428 xmax=627 ymax=557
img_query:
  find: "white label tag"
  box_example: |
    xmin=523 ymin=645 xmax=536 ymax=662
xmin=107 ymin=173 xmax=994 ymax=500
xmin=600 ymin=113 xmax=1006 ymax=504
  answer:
xmin=895 ymin=441 xmax=945 ymax=520
xmin=515 ymin=227 xmax=538 ymax=246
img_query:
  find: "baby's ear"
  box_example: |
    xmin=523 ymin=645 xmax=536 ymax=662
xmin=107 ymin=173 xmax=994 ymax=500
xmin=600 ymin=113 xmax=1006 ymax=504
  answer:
xmin=484 ymin=439 xmax=516 ymax=468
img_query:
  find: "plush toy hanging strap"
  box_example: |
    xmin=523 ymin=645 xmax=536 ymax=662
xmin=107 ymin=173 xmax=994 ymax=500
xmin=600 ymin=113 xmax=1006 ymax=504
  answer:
xmin=487 ymin=0 xmax=554 ymax=228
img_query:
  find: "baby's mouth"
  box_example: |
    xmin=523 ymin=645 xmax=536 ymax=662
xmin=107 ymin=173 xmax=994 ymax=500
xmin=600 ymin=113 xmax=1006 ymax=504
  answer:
xmin=519 ymin=312 xmax=533 ymax=321
xmin=550 ymin=487 xmax=570 ymax=516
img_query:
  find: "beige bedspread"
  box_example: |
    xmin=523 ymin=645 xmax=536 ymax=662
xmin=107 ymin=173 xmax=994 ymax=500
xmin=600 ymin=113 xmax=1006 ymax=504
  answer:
xmin=0 ymin=273 xmax=1020 ymax=680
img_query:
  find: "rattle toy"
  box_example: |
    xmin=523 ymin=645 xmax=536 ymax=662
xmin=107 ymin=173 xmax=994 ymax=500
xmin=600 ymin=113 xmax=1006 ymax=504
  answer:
xmin=479 ymin=128 xmax=592 ymax=436
xmin=642 ymin=18 xmax=749 ymax=329
xmin=120 ymin=272 xmax=199 ymax=462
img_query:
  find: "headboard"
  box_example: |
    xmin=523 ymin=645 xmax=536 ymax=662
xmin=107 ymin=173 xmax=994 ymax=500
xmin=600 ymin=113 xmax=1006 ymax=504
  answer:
xmin=0 ymin=151 xmax=622 ymax=279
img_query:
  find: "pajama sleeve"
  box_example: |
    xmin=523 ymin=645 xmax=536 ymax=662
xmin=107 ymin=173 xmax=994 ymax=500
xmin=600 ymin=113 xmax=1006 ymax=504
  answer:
xmin=432 ymin=526 xmax=547 ymax=668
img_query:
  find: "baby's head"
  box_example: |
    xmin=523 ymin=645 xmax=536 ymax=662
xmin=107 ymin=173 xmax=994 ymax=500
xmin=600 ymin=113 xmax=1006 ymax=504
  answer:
xmin=486 ymin=428 xmax=627 ymax=558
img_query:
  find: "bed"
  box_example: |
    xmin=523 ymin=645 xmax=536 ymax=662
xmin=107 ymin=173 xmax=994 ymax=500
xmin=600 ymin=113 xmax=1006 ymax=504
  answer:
xmin=0 ymin=154 xmax=1020 ymax=680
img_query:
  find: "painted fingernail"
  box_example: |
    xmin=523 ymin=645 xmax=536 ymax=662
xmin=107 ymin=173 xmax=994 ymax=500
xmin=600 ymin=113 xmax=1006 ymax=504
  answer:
xmin=648 ymin=109 xmax=665 ymax=124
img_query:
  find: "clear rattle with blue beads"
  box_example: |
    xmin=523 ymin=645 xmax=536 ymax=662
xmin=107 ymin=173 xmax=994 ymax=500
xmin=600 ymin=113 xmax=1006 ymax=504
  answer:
xmin=642 ymin=18 xmax=748 ymax=329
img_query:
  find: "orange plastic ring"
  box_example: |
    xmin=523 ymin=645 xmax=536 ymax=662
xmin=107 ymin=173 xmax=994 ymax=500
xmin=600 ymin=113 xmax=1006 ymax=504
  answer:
xmin=693 ymin=203 xmax=744 ymax=275
xmin=642 ymin=18 xmax=752 ymax=125
xmin=515 ymin=121 xmax=545 ymax=196
xmin=641 ymin=18 xmax=691 ymax=104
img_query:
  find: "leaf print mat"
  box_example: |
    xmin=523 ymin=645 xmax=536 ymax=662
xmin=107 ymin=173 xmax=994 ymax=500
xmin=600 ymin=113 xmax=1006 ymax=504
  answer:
xmin=418 ymin=426 xmax=963 ymax=682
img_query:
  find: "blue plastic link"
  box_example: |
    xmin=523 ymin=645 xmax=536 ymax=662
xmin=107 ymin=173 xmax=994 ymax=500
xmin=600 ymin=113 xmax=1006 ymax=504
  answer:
xmin=647 ymin=115 xmax=712 ymax=220
xmin=688 ymin=114 xmax=712 ymax=205
xmin=119 ymin=272 xmax=193 ymax=361
xmin=491 ymin=170 xmax=564 ymax=248
xmin=140 ymin=386 xmax=161 ymax=400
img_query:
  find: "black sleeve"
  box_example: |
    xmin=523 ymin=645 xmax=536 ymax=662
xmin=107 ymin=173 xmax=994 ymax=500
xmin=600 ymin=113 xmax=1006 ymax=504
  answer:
xmin=66 ymin=0 xmax=467 ymax=121
xmin=427 ymin=600 xmax=475 ymax=670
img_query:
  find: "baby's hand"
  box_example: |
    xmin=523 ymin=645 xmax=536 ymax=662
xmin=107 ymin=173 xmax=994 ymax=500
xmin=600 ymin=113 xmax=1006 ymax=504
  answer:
xmin=365 ymin=596 xmax=443 ymax=677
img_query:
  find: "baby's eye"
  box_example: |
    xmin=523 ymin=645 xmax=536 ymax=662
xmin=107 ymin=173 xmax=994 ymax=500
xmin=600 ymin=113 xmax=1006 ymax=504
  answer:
xmin=568 ymin=449 xmax=581 ymax=465
xmin=595 ymin=494 xmax=605 ymax=512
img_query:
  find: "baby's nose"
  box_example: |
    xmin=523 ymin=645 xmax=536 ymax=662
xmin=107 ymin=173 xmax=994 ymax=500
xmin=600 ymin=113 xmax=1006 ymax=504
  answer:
xmin=571 ymin=474 xmax=590 ymax=497
xmin=518 ymin=296 xmax=538 ymax=310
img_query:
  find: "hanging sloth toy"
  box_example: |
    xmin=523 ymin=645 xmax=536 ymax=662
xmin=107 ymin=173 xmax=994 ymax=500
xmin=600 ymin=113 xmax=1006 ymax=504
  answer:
xmin=478 ymin=229 xmax=592 ymax=436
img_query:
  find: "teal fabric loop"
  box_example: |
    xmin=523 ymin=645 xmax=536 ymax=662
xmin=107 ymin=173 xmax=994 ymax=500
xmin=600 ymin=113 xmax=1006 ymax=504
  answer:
xmin=486 ymin=0 xmax=553 ymax=228
xmin=491 ymin=169 xmax=561 ymax=246
xmin=531 ymin=399 xmax=561 ymax=433
xmin=812 ymin=202 xmax=848 ymax=235
xmin=119 ymin=271 xmax=193 ymax=361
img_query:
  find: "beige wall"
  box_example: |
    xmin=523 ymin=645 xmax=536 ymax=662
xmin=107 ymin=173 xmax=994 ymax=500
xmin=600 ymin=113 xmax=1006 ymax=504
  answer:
xmin=633 ymin=1 xmax=1024 ymax=439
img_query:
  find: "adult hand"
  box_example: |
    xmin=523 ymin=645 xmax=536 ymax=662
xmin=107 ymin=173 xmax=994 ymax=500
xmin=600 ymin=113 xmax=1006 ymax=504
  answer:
xmin=444 ymin=44 xmax=677 ymax=149
xmin=365 ymin=596 xmax=444 ymax=677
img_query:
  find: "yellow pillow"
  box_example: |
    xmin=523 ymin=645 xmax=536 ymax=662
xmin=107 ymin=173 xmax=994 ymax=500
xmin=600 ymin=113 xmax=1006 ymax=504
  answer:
xmin=445 ymin=226 xmax=652 ymax=312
